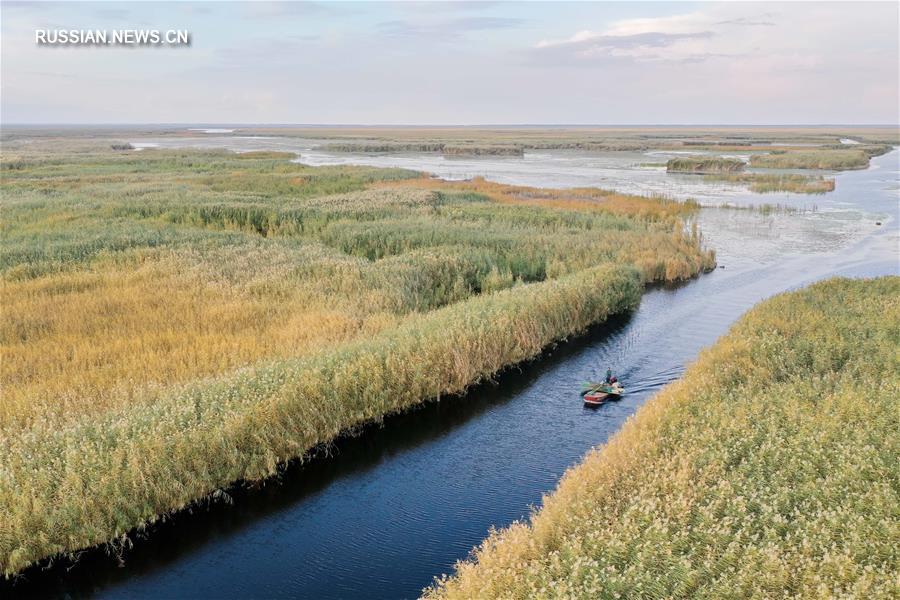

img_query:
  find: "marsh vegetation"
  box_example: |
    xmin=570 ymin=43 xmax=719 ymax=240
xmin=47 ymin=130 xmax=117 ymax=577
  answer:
xmin=0 ymin=144 xmax=714 ymax=576
xmin=666 ymin=157 xmax=746 ymax=174
xmin=247 ymin=128 xmax=898 ymax=176
xmin=236 ymin=126 xmax=898 ymax=149
xmin=320 ymin=142 xmax=524 ymax=156
xmin=748 ymin=147 xmax=890 ymax=170
xmin=428 ymin=277 xmax=900 ymax=599
xmin=704 ymin=173 xmax=836 ymax=194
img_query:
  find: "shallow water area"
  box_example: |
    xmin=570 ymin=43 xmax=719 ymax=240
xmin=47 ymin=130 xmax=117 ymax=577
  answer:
xmin=128 ymin=134 xmax=718 ymax=196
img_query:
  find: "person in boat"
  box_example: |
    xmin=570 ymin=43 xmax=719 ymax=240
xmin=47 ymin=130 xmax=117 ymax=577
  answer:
xmin=604 ymin=368 xmax=620 ymax=387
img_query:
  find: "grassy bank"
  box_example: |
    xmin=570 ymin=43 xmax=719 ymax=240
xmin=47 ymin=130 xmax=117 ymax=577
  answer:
xmin=748 ymin=149 xmax=876 ymax=170
xmin=666 ymin=157 xmax=745 ymax=173
xmin=0 ymin=145 xmax=713 ymax=576
xmin=704 ymin=173 xmax=836 ymax=194
xmin=427 ymin=277 xmax=899 ymax=598
xmin=234 ymin=150 xmax=298 ymax=160
xmin=221 ymin=126 xmax=900 ymax=151
xmin=379 ymin=176 xmax=700 ymax=224
xmin=320 ymin=142 xmax=524 ymax=156
xmin=442 ymin=145 xmax=524 ymax=157
xmin=320 ymin=142 xmax=446 ymax=153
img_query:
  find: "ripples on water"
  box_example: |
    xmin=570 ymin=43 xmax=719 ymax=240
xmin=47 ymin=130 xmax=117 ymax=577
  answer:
xmin=8 ymin=141 xmax=898 ymax=599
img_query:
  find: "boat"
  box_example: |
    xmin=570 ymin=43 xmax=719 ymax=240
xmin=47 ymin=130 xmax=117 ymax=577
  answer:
xmin=581 ymin=381 xmax=624 ymax=406
xmin=581 ymin=381 xmax=625 ymax=397
xmin=583 ymin=390 xmax=609 ymax=406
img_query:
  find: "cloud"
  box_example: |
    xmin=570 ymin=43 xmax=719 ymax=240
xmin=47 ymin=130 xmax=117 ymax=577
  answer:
xmin=536 ymin=30 xmax=713 ymax=50
xmin=394 ymin=1 xmax=503 ymax=14
xmin=213 ymin=37 xmax=316 ymax=66
xmin=93 ymin=7 xmax=132 ymax=21
xmin=1 ymin=1 xmax=58 ymax=14
xmin=516 ymin=2 xmax=897 ymax=123
xmin=241 ymin=1 xmax=338 ymax=19
xmin=714 ymin=16 xmax=776 ymax=27
xmin=532 ymin=30 xmax=716 ymax=65
xmin=181 ymin=4 xmax=215 ymax=16
xmin=528 ymin=6 xmax=803 ymax=68
xmin=377 ymin=16 xmax=524 ymax=40
xmin=291 ymin=34 xmax=321 ymax=43
xmin=1 ymin=1 xmax=896 ymax=124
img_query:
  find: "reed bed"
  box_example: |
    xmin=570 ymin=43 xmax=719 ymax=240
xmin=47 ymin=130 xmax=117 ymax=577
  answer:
xmin=321 ymin=142 xmax=446 ymax=153
xmin=749 ymin=149 xmax=873 ymax=170
xmin=0 ymin=146 xmax=713 ymax=576
xmin=426 ymin=276 xmax=900 ymax=599
xmin=441 ymin=145 xmax=524 ymax=157
xmin=234 ymin=151 xmax=297 ymax=160
xmin=379 ymin=177 xmax=701 ymax=223
xmin=1 ymin=263 xmax=642 ymax=577
xmin=704 ymin=173 xmax=836 ymax=194
xmin=320 ymin=142 xmax=524 ymax=156
xmin=666 ymin=157 xmax=746 ymax=173
xmin=238 ymin=127 xmax=899 ymax=152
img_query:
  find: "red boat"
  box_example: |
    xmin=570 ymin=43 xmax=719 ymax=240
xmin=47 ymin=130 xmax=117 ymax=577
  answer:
xmin=583 ymin=390 xmax=610 ymax=406
xmin=582 ymin=382 xmax=624 ymax=406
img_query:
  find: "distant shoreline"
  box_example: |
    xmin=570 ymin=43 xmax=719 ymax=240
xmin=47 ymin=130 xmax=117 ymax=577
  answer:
xmin=3 ymin=123 xmax=899 ymax=130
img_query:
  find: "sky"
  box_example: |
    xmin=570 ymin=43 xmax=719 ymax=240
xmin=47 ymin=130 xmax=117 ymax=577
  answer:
xmin=1 ymin=1 xmax=898 ymax=125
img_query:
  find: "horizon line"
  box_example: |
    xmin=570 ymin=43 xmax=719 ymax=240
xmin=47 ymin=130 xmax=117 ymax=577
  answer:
xmin=3 ymin=122 xmax=899 ymax=129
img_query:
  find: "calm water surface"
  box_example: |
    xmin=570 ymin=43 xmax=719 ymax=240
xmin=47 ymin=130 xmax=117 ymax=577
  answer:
xmin=8 ymin=144 xmax=898 ymax=599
